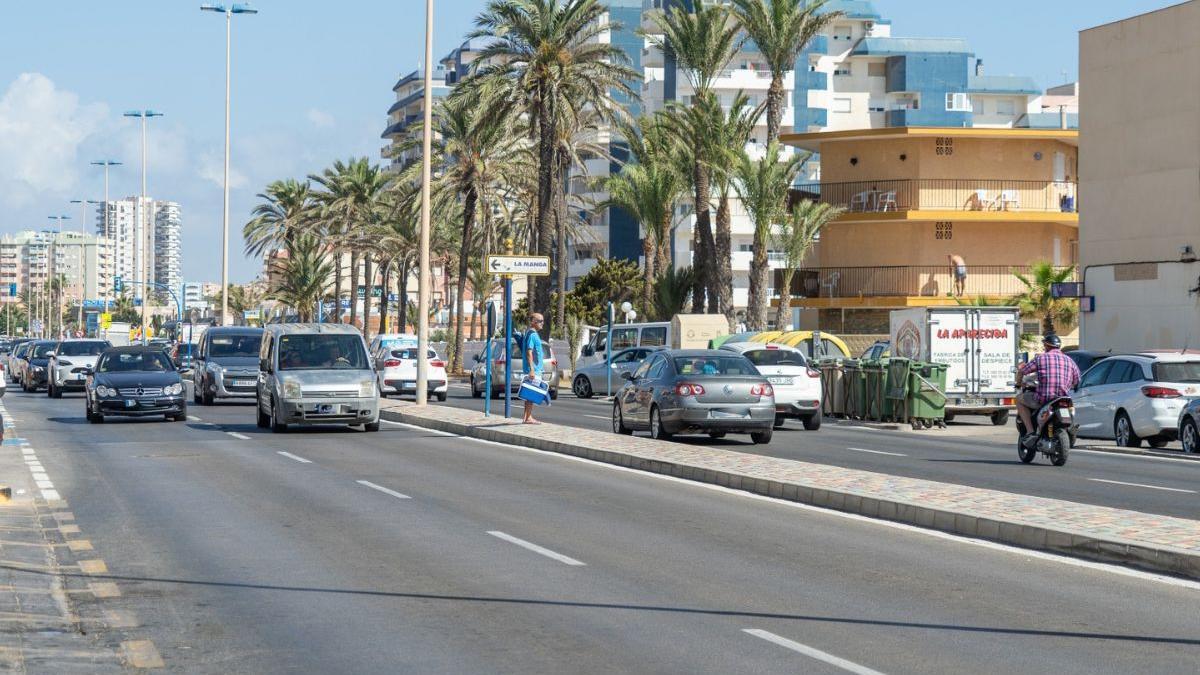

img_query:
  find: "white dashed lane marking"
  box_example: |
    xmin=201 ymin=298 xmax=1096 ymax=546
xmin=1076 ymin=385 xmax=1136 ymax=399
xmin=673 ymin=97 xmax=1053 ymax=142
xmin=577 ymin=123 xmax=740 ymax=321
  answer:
xmin=277 ymin=451 xmax=312 ymax=464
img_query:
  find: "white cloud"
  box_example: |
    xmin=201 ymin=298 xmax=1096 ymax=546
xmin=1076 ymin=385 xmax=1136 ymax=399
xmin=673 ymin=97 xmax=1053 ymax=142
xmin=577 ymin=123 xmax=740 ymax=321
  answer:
xmin=197 ymin=149 xmax=248 ymax=190
xmin=0 ymin=73 xmax=108 ymax=207
xmin=306 ymin=108 xmax=335 ymax=128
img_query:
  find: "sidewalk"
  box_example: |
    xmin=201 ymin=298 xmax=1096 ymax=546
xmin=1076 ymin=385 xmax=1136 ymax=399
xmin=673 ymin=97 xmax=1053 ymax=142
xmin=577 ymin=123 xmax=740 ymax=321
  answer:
xmin=380 ymin=400 xmax=1200 ymax=580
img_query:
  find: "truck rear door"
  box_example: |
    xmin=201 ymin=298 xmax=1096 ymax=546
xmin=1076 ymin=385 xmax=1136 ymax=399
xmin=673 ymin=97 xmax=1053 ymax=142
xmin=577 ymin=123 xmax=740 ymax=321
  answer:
xmin=928 ymin=310 xmax=970 ymax=398
xmin=974 ymin=310 xmax=1020 ymax=399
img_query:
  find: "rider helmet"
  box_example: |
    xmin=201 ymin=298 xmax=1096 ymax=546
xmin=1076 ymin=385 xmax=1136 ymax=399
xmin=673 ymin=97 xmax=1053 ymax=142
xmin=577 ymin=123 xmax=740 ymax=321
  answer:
xmin=1041 ymin=333 xmax=1062 ymax=349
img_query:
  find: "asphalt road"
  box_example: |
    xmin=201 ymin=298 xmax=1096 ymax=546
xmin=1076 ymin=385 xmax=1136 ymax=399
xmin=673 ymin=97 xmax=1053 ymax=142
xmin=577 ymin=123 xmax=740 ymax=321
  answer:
xmin=437 ymin=383 xmax=1200 ymax=520
xmin=8 ymin=388 xmax=1200 ymax=673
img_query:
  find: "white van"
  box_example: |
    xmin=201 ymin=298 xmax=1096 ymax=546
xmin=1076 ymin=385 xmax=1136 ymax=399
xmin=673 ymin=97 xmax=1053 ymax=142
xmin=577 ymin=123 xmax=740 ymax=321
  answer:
xmin=580 ymin=322 xmax=671 ymax=367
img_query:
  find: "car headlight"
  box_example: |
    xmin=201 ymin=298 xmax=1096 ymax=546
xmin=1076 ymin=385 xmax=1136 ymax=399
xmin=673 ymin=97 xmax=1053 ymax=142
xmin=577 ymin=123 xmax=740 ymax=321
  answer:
xmin=164 ymin=383 xmax=183 ymax=396
xmin=358 ymin=379 xmax=376 ymax=397
xmin=282 ymin=378 xmax=303 ymax=400
xmin=96 ymin=385 xmax=116 ymax=398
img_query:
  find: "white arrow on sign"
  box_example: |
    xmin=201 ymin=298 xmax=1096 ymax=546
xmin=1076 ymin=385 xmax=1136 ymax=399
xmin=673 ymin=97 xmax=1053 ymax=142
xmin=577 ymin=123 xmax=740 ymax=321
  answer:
xmin=486 ymin=255 xmax=551 ymax=276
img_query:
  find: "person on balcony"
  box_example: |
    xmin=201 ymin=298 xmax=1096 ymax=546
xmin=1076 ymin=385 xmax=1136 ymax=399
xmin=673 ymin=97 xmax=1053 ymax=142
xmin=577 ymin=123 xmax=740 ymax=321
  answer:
xmin=948 ymin=254 xmax=967 ymax=296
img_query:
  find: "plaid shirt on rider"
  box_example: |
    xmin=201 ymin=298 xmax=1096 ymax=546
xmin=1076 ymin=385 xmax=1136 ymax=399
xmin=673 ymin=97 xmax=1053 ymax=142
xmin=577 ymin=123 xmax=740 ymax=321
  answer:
xmin=1020 ymin=349 xmax=1081 ymax=405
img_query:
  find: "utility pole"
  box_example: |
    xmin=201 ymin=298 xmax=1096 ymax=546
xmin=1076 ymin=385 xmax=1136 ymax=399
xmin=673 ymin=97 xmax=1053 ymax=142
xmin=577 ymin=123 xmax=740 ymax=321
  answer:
xmin=416 ymin=0 xmax=434 ymax=405
xmin=124 ymin=110 xmax=163 ymax=342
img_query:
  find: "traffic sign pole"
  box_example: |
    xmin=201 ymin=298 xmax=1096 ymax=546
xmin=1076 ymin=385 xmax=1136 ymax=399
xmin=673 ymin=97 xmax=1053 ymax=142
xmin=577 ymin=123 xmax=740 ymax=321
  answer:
xmin=484 ymin=301 xmax=495 ymax=418
xmin=503 ymin=277 xmax=513 ymax=419
xmin=606 ymin=302 xmax=615 ymax=397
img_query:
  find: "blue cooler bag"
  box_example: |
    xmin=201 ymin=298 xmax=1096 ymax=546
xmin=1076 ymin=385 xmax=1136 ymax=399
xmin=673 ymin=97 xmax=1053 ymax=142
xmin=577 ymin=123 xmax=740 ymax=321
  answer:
xmin=518 ymin=377 xmax=551 ymax=406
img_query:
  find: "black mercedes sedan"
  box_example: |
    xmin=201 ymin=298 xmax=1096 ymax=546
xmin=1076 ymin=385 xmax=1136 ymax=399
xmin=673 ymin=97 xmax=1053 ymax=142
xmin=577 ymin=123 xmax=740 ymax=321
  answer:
xmin=85 ymin=346 xmax=187 ymax=423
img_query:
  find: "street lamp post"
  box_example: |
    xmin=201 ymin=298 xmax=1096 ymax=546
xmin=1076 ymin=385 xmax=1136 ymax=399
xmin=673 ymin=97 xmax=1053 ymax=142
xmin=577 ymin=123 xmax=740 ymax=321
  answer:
xmin=69 ymin=199 xmax=103 ymax=332
xmin=416 ymin=0 xmax=434 ymax=406
xmin=91 ymin=160 xmax=122 ymax=315
xmin=123 ymin=110 xmax=163 ymax=343
xmin=201 ymin=3 xmax=257 ymax=328
xmin=47 ymin=215 xmax=71 ymax=338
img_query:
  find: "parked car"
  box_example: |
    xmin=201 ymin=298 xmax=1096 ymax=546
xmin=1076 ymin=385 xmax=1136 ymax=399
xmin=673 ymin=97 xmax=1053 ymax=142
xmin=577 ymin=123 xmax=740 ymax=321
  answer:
xmin=85 ymin=346 xmax=187 ymax=423
xmin=1177 ymin=398 xmax=1200 ymax=454
xmin=859 ymin=340 xmax=890 ymax=361
xmin=21 ymin=341 xmax=58 ymax=392
xmin=255 ymin=323 xmax=380 ymax=433
xmin=373 ymin=344 xmax=448 ymax=400
xmin=721 ymin=343 xmax=822 ymax=430
xmin=192 ymin=326 xmax=264 ymax=405
xmin=469 ymin=336 xmax=560 ymax=400
xmin=1073 ymin=353 xmax=1200 ymax=447
xmin=8 ymin=341 xmax=31 ymax=385
xmin=611 ymin=349 xmax=776 ymax=444
xmin=368 ymin=333 xmax=417 ymax=355
xmin=1064 ymin=349 xmax=1113 ymax=374
xmin=580 ymin=321 xmax=671 ymax=368
xmin=571 ymin=347 xmax=663 ymax=399
xmin=48 ymin=339 xmax=112 ymax=398
xmin=753 ymin=330 xmax=853 ymax=360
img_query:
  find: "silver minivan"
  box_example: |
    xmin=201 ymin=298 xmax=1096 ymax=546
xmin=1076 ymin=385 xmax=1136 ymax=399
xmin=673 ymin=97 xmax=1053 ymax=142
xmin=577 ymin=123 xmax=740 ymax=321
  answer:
xmin=256 ymin=324 xmax=380 ymax=432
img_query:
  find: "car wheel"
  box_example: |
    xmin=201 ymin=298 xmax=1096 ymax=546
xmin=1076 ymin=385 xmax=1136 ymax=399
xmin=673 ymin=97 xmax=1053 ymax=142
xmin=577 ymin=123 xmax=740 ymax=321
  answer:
xmin=549 ymin=388 xmax=558 ymax=401
xmin=1114 ymin=411 xmax=1141 ymax=448
xmin=202 ymin=382 xmax=214 ymax=406
xmin=436 ymin=392 xmax=447 ymax=402
xmin=1182 ymin=418 xmax=1199 ymax=454
xmin=774 ymin=415 xmax=786 ymax=429
xmin=990 ymin=410 xmax=1010 ymax=426
xmin=650 ymin=406 xmax=673 ymax=441
xmin=573 ymin=376 xmax=593 ymax=399
xmin=802 ymin=414 xmax=822 ymax=431
xmin=1147 ymin=436 xmax=1169 ymax=449
xmin=193 ymin=380 xmax=202 ymax=404
xmin=751 ymin=428 xmax=774 ymax=444
xmin=943 ymin=412 xmax=956 ymax=423
xmin=46 ymin=382 xmax=54 ymax=398
xmin=612 ymin=401 xmax=632 ymax=435
xmin=471 ymin=377 xmax=482 ymax=398
xmin=708 ymin=431 xmax=726 ymax=439
xmin=269 ymin=398 xmax=287 ymax=433
xmin=364 ymin=420 xmax=380 ymax=432
xmin=256 ymin=397 xmax=269 ymax=428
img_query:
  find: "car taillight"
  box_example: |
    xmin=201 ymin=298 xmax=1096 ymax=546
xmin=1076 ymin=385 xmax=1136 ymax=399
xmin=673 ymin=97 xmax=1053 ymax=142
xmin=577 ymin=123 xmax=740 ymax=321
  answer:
xmin=549 ymin=359 xmax=557 ymax=367
xmin=384 ymin=359 xmax=401 ymax=368
xmin=806 ymin=367 xmax=821 ymax=378
xmin=1142 ymin=385 xmax=1182 ymax=399
xmin=751 ymin=383 xmax=774 ymax=397
xmin=430 ymin=360 xmax=445 ymax=368
xmin=676 ymin=383 xmax=706 ymax=396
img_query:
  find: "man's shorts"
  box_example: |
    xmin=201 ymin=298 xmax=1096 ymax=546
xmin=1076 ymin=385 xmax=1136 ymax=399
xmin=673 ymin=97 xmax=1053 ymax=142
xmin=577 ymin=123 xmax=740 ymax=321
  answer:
xmin=1018 ymin=391 xmax=1041 ymax=409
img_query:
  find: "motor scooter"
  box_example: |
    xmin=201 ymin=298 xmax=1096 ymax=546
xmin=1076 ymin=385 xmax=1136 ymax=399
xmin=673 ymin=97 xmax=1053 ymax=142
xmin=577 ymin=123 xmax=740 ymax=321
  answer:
xmin=1015 ymin=379 xmax=1075 ymax=466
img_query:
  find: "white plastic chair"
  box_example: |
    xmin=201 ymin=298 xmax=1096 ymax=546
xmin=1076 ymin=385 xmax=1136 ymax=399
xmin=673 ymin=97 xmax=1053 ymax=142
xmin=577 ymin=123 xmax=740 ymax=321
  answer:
xmin=999 ymin=189 xmax=1020 ymax=211
xmin=820 ymin=271 xmax=841 ymax=297
xmin=849 ymin=192 xmax=871 ymax=212
xmin=876 ymin=191 xmax=897 ymax=211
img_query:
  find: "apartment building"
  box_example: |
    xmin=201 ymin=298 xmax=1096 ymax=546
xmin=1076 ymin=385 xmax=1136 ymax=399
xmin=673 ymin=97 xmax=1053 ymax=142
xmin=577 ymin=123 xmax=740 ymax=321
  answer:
xmin=183 ymin=282 xmax=210 ymax=312
xmin=1078 ymin=1 xmax=1200 ymax=351
xmin=96 ymin=197 xmax=183 ymax=299
xmin=0 ymin=230 xmax=115 ymax=306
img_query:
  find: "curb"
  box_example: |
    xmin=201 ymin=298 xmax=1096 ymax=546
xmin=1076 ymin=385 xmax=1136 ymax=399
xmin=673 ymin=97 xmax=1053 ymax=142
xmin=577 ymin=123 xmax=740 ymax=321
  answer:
xmin=382 ymin=405 xmax=1200 ymax=580
xmin=1078 ymin=444 xmax=1200 ymax=462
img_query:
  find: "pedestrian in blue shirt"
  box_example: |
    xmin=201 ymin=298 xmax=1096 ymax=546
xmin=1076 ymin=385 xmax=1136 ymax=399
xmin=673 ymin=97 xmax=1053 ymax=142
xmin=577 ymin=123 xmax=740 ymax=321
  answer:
xmin=522 ymin=313 xmax=545 ymax=424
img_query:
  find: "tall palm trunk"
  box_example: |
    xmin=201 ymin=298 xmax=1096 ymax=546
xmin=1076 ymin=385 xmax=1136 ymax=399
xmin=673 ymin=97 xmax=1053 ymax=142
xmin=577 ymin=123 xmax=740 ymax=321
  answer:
xmin=378 ymin=259 xmax=392 ymax=335
xmin=641 ymin=232 xmax=656 ymax=317
xmin=714 ymin=190 xmax=735 ymax=327
xmin=657 ymin=211 xmax=672 ymax=287
xmin=362 ymin=253 xmax=374 ymax=343
xmin=453 ymin=188 xmax=477 ymax=373
xmin=398 ymin=259 xmax=411 ymax=333
xmin=747 ymin=230 xmax=770 ymax=330
xmin=775 ymin=268 xmax=795 ymax=331
xmin=534 ymin=104 xmax=557 ymax=333
xmin=766 ymin=75 xmax=786 ymax=145
xmin=348 ymin=249 xmax=360 ymax=330
xmin=554 ymin=159 xmax=568 ymax=336
xmin=691 ymin=161 xmax=714 ymax=314
xmin=332 ymin=249 xmax=344 ymax=322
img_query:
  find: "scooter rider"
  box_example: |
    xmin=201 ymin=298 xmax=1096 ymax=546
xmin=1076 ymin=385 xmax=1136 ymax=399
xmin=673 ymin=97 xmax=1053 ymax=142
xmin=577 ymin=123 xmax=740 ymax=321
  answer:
xmin=1016 ymin=334 xmax=1081 ymax=449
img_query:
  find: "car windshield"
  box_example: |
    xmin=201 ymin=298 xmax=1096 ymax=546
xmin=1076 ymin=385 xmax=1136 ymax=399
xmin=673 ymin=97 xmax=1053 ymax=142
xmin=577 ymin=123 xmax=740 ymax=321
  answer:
xmin=277 ymin=334 xmax=369 ymax=370
xmin=58 ymin=341 xmax=110 ymax=357
xmin=390 ymin=348 xmax=436 ymax=360
xmin=1153 ymin=362 xmax=1200 ymax=383
xmin=210 ymin=334 xmax=260 ymax=358
xmin=31 ymin=343 xmax=56 ymax=358
xmin=98 ymin=351 xmax=175 ymax=373
xmin=743 ymin=349 xmax=806 ymax=367
xmin=674 ymin=356 xmax=759 ymax=376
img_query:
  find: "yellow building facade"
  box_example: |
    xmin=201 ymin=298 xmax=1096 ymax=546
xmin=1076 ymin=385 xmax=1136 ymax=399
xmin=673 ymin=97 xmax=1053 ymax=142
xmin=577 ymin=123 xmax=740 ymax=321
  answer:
xmin=780 ymin=127 xmax=1079 ymax=335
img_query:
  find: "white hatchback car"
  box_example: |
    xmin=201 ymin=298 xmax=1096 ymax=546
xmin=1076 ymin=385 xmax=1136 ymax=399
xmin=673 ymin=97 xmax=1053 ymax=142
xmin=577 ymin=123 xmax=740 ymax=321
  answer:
xmin=1073 ymin=353 xmax=1200 ymax=448
xmin=373 ymin=345 xmax=448 ymax=401
xmin=721 ymin=342 xmax=823 ymax=430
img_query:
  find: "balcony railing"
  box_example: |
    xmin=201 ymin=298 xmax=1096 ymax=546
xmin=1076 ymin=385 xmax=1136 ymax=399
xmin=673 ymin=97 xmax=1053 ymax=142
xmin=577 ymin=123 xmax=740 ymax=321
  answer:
xmin=773 ymin=265 xmax=1077 ymax=299
xmin=793 ymin=179 xmax=1079 ymax=214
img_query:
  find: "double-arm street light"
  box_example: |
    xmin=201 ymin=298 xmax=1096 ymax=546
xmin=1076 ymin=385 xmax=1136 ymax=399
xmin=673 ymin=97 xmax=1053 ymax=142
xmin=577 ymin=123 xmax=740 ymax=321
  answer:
xmin=47 ymin=215 xmax=71 ymax=338
xmin=69 ymin=199 xmax=103 ymax=328
xmin=201 ymin=2 xmax=258 ymax=327
xmin=90 ymin=160 xmax=122 ymax=238
xmin=123 ymin=110 xmax=163 ymax=343
xmin=416 ymin=0 xmax=434 ymax=405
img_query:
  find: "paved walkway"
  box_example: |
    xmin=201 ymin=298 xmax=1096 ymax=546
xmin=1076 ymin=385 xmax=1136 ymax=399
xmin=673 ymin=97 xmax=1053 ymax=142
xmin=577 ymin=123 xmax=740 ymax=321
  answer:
xmin=381 ymin=400 xmax=1200 ymax=579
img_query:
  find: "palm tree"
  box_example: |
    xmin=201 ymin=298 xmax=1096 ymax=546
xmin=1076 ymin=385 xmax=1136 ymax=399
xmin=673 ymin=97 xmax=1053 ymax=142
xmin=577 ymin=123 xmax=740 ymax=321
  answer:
xmin=646 ymin=0 xmax=744 ymax=312
xmin=774 ymin=199 xmax=843 ymax=329
xmin=653 ymin=266 xmax=696 ymax=320
xmin=730 ymin=0 xmax=841 ymax=143
xmin=1011 ymin=262 xmax=1078 ymax=334
xmin=709 ymin=93 xmax=765 ymax=329
xmin=244 ymin=179 xmax=312 ymax=259
xmin=267 ymin=236 xmax=333 ymax=322
xmin=733 ymin=142 xmax=804 ymax=329
xmin=470 ymin=0 xmax=639 ymax=327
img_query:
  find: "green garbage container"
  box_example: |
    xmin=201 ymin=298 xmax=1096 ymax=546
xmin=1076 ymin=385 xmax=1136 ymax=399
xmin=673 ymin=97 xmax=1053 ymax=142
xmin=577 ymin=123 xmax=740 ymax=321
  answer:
xmin=877 ymin=356 xmax=894 ymax=421
xmin=843 ymin=360 xmax=865 ymax=419
xmin=817 ymin=359 xmax=839 ymax=416
xmin=861 ymin=359 xmax=884 ymax=421
xmin=885 ymin=358 xmax=912 ymax=422
xmin=907 ymin=361 xmax=949 ymax=428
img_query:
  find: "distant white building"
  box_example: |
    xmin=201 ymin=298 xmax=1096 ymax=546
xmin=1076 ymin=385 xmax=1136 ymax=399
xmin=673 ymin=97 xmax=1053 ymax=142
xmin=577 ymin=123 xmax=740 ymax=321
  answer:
xmin=182 ymin=282 xmax=210 ymax=312
xmin=96 ymin=197 xmax=182 ymax=298
xmin=0 ymin=230 xmax=115 ymax=305
xmin=154 ymin=202 xmax=182 ymax=293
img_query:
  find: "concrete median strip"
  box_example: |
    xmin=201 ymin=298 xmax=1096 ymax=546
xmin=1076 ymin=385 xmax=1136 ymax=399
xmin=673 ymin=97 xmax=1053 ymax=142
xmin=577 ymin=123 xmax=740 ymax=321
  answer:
xmin=380 ymin=400 xmax=1200 ymax=580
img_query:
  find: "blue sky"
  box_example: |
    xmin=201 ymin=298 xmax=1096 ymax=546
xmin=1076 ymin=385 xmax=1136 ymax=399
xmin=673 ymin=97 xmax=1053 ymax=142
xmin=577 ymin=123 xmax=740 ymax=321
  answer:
xmin=0 ymin=0 xmax=1179 ymax=283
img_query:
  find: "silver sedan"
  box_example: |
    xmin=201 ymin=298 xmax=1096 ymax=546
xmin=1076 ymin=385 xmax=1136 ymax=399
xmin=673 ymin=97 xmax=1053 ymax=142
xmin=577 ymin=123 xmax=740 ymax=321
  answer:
xmin=612 ymin=349 xmax=776 ymax=444
xmin=571 ymin=346 xmax=663 ymax=398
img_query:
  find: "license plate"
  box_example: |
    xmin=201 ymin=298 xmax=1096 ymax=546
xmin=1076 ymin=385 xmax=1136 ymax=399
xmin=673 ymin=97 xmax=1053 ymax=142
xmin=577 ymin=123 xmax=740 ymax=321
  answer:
xmin=958 ymin=398 xmax=986 ymax=407
xmin=767 ymin=376 xmax=793 ymax=386
xmin=709 ymin=410 xmax=749 ymax=420
xmin=124 ymin=399 xmax=136 ymax=408
xmin=401 ymin=381 xmax=416 ymax=389
xmin=233 ymin=379 xmax=255 ymax=387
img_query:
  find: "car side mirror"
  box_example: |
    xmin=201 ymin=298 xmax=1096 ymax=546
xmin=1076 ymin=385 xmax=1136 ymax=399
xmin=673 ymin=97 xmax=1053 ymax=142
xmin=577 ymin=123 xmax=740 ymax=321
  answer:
xmin=82 ymin=367 xmax=93 ymax=376
xmin=582 ymin=345 xmax=594 ymax=357
xmin=621 ymin=371 xmax=634 ymax=381
xmin=259 ymin=358 xmax=272 ymax=373
xmin=46 ymin=351 xmax=56 ymax=358
xmin=473 ymin=353 xmax=482 ymax=363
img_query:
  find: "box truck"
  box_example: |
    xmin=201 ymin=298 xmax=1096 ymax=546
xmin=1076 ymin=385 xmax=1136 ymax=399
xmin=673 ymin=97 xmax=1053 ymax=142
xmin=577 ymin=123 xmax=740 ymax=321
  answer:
xmin=889 ymin=307 xmax=1021 ymax=425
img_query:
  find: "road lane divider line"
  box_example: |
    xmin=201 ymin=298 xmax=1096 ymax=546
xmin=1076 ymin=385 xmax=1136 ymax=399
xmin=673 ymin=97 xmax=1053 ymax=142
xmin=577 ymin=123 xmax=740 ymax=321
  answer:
xmin=486 ymin=531 xmax=586 ymax=566
xmin=276 ymin=451 xmax=312 ymax=464
xmin=1086 ymin=478 xmax=1196 ymax=494
xmin=355 ymin=480 xmax=412 ymax=500
xmin=120 ymin=640 xmax=165 ymax=669
xmin=846 ymin=447 xmax=907 ymax=457
xmin=226 ymin=432 xmax=251 ymax=441
xmin=583 ymin=415 xmax=611 ymax=421
xmin=187 ymin=416 xmax=201 ymax=422
xmin=743 ymin=629 xmax=886 ymax=675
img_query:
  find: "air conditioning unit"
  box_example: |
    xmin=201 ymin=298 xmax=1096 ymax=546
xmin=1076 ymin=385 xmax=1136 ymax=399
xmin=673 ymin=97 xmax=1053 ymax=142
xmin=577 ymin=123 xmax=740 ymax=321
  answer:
xmin=865 ymin=21 xmax=875 ymax=32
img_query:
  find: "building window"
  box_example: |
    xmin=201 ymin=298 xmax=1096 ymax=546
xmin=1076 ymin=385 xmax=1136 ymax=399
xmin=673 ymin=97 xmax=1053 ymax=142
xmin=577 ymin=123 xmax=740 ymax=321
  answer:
xmin=996 ymin=98 xmax=1016 ymax=116
xmin=935 ymin=222 xmax=953 ymax=240
xmin=868 ymin=100 xmax=885 ymax=113
xmin=834 ymin=62 xmax=852 ymax=76
xmin=832 ymin=97 xmax=852 ymax=113
xmin=867 ymin=62 xmax=886 ymax=77
xmin=945 ymin=93 xmax=972 ymax=112
xmin=935 ymin=137 xmax=954 ymax=156
xmin=833 ymin=26 xmax=852 ymax=41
